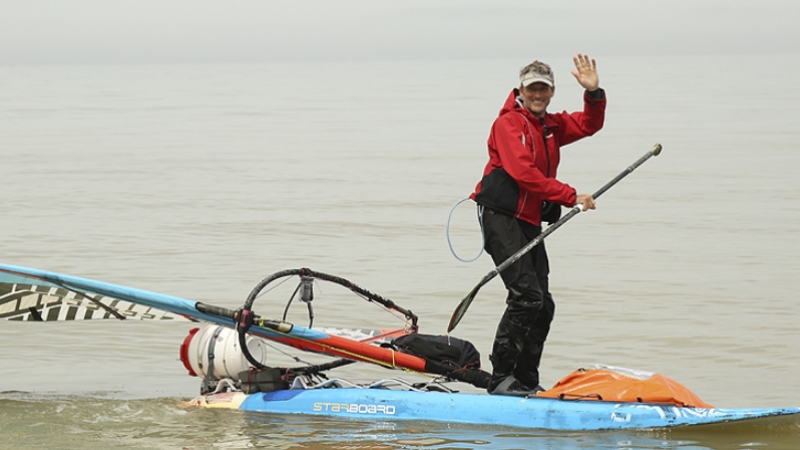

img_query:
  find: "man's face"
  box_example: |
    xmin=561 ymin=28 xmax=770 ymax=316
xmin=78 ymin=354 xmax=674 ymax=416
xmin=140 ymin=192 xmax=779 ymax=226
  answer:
xmin=520 ymin=82 xmax=554 ymax=118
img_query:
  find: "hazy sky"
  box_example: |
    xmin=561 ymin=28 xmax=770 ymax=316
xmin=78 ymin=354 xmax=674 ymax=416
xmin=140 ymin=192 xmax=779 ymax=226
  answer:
xmin=2 ymin=1 xmax=798 ymax=65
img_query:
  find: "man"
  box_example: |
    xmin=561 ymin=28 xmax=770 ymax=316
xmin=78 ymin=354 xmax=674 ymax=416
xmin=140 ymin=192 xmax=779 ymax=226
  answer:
xmin=471 ymin=54 xmax=606 ymax=396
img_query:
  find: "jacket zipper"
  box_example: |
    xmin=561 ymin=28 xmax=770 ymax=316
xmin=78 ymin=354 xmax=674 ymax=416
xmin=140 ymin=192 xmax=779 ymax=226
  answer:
xmin=516 ymin=117 xmax=535 ymax=219
xmin=540 ymin=117 xmax=551 ymax=178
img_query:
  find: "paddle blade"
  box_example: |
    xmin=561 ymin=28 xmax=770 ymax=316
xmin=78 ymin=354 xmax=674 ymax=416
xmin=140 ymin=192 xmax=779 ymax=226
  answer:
xmin=448 ymin=269 xmax=500 ymax=332
xmin=447 ymin=296 xmax=471 ymax=333
xmin=447 ymin=283 xmax=483 ymax=332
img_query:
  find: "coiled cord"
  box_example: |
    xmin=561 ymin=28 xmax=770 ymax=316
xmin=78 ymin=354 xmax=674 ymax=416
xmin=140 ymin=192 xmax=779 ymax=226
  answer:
xmin=445 ymin=198 xmax=485 ymax=263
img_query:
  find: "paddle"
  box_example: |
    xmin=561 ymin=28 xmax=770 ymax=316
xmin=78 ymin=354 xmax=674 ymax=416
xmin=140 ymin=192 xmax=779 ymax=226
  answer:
xmin=447 ymin=143 xmax=663 ymax=333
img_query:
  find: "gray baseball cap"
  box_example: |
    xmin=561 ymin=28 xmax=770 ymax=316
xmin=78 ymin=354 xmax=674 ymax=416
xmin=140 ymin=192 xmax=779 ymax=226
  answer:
xmin=519 ymin=61 xmax=554 ymax=87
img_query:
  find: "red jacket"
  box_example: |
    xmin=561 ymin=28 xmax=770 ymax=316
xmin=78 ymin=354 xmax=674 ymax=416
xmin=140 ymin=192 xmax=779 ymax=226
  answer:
xmin=471 ymin=88 xmax=606 ymax=225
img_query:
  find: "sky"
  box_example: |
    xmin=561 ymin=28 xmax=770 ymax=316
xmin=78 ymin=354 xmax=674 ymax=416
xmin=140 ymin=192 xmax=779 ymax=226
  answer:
xmin=1 ymin=0 xmax=799 ymax=65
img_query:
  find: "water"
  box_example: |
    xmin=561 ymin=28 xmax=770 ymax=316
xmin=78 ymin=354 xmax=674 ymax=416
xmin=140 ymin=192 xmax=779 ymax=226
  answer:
xmin=2 ymin=54 xmax=800 ymax=448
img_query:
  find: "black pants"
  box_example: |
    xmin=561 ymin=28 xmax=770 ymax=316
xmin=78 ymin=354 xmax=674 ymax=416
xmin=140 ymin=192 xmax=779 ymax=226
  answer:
xmin=481 ymin=207 xmax=555 ymax=386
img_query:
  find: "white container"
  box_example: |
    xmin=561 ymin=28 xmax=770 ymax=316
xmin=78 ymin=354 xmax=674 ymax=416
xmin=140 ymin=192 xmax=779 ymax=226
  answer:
xmin=180 ymin=324 xmax=269 ymax=381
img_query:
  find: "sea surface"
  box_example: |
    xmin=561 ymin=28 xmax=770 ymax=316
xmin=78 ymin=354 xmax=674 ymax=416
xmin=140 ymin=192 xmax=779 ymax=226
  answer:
xmin=1 ymin=54 xmax=799 ymax=449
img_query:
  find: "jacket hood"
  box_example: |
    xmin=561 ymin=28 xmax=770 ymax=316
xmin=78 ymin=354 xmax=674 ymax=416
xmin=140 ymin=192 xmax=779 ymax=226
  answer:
xmin=498 ymin=88 xmax=525 ymax=117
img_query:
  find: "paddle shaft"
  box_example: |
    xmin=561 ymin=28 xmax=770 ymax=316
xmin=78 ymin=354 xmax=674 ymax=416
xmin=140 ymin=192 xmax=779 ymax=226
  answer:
xmin=495 ymin=143 xmax=661 ymax=275
xmin=447 ymin=143 xmax=662 ymax=332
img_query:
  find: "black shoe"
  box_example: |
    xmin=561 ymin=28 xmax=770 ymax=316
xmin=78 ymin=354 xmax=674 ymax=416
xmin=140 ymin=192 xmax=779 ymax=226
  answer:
xmin=488 ymin=376 xmax=543 ymax=397
xmin=513 ymin=373 xmax=545 ymax=393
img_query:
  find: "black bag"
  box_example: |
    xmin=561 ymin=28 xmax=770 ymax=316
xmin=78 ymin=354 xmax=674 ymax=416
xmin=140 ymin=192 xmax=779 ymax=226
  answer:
xmin=391 ymin=333 xmax=481 ymax=370
xmin=238 ymin=367 xmax=288 ymax=394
